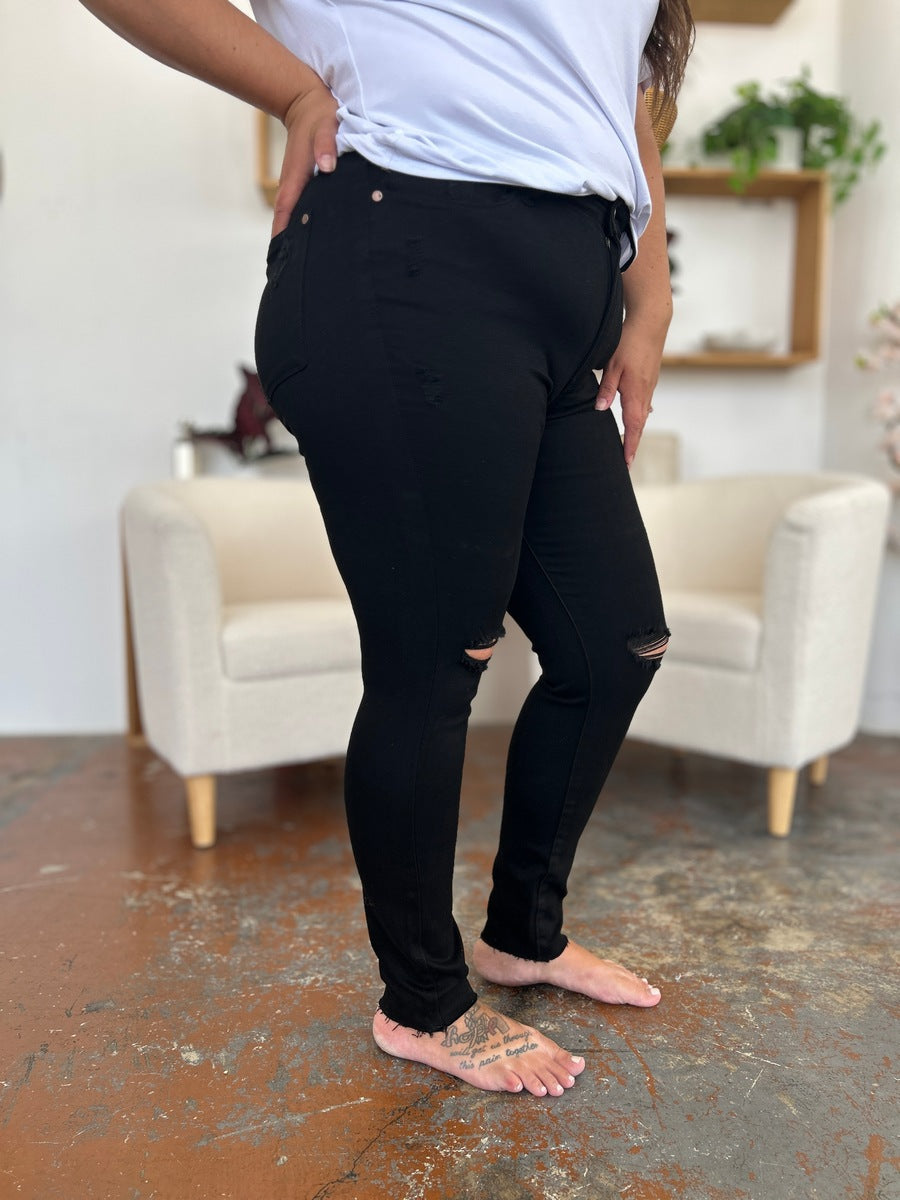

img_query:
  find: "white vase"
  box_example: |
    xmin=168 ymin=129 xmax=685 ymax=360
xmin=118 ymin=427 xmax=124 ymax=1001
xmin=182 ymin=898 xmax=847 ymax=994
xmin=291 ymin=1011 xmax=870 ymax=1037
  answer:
xmin=172 ymin=438 xmax=196 ymax=479
xmin=773 ymin=127 xmax=804 ymax=172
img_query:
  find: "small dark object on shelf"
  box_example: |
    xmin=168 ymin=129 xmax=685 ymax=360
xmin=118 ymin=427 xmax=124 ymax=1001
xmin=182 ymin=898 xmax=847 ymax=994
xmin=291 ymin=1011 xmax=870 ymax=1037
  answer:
xmin=667 ymin=226 xmax=679 ymax=291
xmin=183 ymin=366 xmax=292 ymax=461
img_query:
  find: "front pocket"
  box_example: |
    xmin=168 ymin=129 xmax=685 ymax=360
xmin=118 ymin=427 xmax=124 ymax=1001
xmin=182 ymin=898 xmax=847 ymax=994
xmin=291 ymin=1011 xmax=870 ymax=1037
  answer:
xmin=590 ymin=265 xmax=624 ymax=371
xmin=265 ymin=228 xmax=290 ymax=284
xmin=254 ymin=212 xmax=314 ymax=401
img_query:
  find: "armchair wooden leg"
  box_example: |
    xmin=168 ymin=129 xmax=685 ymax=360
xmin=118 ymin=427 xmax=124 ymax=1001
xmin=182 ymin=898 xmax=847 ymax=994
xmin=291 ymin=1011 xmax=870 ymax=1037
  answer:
xmin=767 ymin=767 xmax=799 ymax=838
xmin=185 ymin=775 xmax=217 ymax=849
xmin=809 ymin=755 xmax=829 ymax=787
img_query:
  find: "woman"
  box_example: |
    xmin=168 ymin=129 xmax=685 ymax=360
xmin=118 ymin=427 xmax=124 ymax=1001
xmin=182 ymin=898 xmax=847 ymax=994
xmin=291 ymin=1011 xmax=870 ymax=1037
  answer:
xmin=79 ymin=0 xmax=693 ymax=1098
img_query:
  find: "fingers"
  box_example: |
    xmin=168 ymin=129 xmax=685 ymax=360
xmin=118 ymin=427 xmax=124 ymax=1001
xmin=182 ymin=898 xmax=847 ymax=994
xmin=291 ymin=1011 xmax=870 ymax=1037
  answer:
xmin=595 ymin=360 xmax=623 ymax=412
xmin=596 ymin=374 xmax=654 ymax=468
xmin=313 ymin=123 xmax=338 ymax=175
xmin=271 ymin=86 xmax=339 ymax=237
xmin=596 ymin=322 xmax=664 ymax=467
xmin=272 ymin=176 xmax=307 ymax=238
xmin=622 ymin=402 xmax=646 ymax=468
xmin=270 ymin=142 xmax=333 ymax=237
xmin=271 ymin=123 xmax=313 ymax=235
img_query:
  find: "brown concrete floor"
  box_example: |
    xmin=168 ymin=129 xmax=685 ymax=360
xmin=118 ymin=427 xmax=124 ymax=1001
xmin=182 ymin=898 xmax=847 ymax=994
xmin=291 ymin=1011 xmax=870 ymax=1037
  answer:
xmin=0 ymin=729 xmax=898 ymax=1200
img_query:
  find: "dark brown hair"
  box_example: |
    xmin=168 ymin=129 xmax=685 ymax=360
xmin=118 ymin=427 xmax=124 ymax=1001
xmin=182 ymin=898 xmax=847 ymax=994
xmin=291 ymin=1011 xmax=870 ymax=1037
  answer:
xmin=643 ymin=0 xmax=695 ymax=99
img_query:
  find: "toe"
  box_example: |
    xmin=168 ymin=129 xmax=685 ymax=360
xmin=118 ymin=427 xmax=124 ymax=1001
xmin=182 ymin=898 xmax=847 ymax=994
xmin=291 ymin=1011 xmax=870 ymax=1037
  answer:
xmin=554 ymin=1048 xmax=584 ymax=1076
xmin=545 ymin=1056 xmax=579 ymax=1092
xmin=528 ymin=1061 xmax=566 ymax=1096
xmin=551 ymin=1067 xmax=577 ymax=1092
xmin=618 ymin=964 xmax=661 ymax=1005
xmin=516 ymin=1070 xmax=548 ymax=1097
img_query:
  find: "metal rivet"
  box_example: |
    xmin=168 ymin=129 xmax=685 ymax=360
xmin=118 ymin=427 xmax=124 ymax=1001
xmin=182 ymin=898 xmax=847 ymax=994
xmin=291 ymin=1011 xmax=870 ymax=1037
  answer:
xmin=371 ymin=190 xmax=384 ymax=203
xmin=301 ymin=213 xmax=310 ymax=225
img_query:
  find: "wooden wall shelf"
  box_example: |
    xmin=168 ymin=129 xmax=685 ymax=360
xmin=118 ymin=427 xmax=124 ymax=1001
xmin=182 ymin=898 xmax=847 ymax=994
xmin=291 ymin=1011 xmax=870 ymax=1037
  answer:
xmin=661 ymin=168 xmax=829 ymax=370
xmin=664 ymin=351 xmax=815 ymax=369
xmin=690 ymin=0 xmax=793 ymax=22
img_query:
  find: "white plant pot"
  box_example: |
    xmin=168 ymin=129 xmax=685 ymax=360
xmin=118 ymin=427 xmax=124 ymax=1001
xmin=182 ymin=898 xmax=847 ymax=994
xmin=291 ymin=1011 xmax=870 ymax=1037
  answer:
xmin=773 ymin=127 xmax=804 ymax=172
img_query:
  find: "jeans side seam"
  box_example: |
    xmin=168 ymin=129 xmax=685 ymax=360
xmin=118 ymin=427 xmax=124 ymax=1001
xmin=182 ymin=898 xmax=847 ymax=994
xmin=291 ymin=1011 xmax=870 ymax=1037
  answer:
xmin=362 ymin=188 xmax=450 ymax=1028
xmin=520 ymin=535 xmax=595 ymax=958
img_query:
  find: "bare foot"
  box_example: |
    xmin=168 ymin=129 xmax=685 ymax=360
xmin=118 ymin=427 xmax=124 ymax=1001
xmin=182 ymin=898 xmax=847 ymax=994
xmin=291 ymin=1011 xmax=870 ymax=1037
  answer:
xmin=372 ymin=1001 xmax=585 ymax=1096
xmin=472 ymin=937 xmax=662 ymax=1008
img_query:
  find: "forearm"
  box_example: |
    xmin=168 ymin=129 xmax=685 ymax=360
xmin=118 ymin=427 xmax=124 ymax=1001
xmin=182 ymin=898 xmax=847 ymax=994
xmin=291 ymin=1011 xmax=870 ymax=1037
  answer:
xmin=623 ymin=94 xmax=673 ymax=334
xmin=77 ymin=0 xmax=323 ymax=119
xmin=594 ymin=92 xmax=673 ymax=462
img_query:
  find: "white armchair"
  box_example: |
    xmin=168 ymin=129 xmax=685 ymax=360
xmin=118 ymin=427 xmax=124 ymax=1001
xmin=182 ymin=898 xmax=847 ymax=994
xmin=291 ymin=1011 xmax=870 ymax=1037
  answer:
xmin=122 ymin=478 xmax=363 ymax=848
xmin=629 ymin=473 xmax=890 ymax=836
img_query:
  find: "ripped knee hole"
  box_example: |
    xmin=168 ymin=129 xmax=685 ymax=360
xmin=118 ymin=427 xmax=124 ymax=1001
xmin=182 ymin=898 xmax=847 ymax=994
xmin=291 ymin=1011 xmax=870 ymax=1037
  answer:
xmin=464 ymin=646 xmax=495 ymax=661
xmin=628 ymin=629 xmax=670 ymax=665
xmin=460 ymin=628 xmax=506 ymax=673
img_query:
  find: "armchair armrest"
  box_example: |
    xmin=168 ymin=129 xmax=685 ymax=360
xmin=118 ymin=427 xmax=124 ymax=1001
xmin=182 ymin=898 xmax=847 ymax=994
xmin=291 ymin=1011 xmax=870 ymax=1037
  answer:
xmin=151 ymin=478 xmax=347 ymax=604
xmin=122 ymin=477 xmax=354 ymax=773
xmin=635 ymin=478 xmax=783 ymax=593
xmin=122 ymin=485 xmax=227 ymax=769
xmin=759 ymin=477 xmax=890 ymax=759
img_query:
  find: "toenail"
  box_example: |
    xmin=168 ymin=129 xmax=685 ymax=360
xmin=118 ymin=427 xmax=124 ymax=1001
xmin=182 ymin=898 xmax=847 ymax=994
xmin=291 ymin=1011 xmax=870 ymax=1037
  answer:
xmin=567 ymin=1074 xmax=575 ymax=1085
xmin=571 ymin=1056 xmax=583 ymax=1065
xmin=649 ymin=986 xmax=661 ymax=996
xmin=538 ymin=1086 xmax=547 ymax=1095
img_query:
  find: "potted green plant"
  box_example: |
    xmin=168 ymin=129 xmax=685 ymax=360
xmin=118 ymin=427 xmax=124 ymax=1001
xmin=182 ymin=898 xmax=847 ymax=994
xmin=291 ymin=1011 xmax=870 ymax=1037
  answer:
xmin=702 ymin=70 xmax=886 ymax=203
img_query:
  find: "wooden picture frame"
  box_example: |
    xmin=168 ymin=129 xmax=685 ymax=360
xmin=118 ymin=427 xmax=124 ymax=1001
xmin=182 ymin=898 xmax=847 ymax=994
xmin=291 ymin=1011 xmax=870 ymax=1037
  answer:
xmin=256 ymin=110 xmax=280 ymax=207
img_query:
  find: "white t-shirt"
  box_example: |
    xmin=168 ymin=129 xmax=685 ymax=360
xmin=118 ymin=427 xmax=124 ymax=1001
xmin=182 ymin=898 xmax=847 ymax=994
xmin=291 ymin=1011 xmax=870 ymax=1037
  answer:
xmin=251 ymin=0 xmax=659 ymax=254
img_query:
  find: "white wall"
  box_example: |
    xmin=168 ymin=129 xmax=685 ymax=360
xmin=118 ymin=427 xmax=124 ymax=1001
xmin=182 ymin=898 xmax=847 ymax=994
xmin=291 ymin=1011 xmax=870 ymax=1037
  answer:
xmin=1 ymin=0 xmax=894 ymax=732
xmin=823 ymin=0 xmax=900 ymax=731
xmin=1 ymin=0 xmax=270 ymax=730
xmin=651 ymin=0 xmax=843 ymax=480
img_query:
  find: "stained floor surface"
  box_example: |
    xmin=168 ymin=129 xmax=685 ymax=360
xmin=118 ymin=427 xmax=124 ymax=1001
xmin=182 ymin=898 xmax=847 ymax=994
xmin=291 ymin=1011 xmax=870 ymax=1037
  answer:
xmin=0 ymin=729 xmax=898 ymax=1199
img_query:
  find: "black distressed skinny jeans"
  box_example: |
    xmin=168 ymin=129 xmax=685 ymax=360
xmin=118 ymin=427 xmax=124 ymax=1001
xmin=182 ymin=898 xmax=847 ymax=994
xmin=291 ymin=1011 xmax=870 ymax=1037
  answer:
xmin=255 ymin=151 xmax=668 ymax=1034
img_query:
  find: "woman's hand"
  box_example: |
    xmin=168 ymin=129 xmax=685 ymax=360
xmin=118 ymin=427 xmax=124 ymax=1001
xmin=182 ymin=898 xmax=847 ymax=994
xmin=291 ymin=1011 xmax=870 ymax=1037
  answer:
xmin=595 ymin=84 xmax=672 ymax=468
xmin=595 ymin=311 xmax=669 ymax=467
xmin=272 ymin=82 xmax=340 ymax=235
xmin=76 ymin=0 xmax=340 ymax=235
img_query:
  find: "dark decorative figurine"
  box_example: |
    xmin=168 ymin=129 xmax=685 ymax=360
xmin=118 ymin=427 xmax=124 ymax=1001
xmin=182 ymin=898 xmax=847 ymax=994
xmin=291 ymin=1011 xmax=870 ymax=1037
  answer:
xmin=184 ymin=366 xmax=290 ymax=460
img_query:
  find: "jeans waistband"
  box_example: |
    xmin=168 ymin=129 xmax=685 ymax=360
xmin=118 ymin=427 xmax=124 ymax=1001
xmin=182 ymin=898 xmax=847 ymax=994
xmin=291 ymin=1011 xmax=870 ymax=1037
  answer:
xmin=335 ymin=150 xmax=636 ymax=268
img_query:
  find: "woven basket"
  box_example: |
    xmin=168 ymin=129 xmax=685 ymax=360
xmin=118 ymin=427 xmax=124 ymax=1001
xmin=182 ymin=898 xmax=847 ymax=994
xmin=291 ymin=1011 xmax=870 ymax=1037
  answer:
xmin=644 ymin=88 xmax=678 ymax=150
